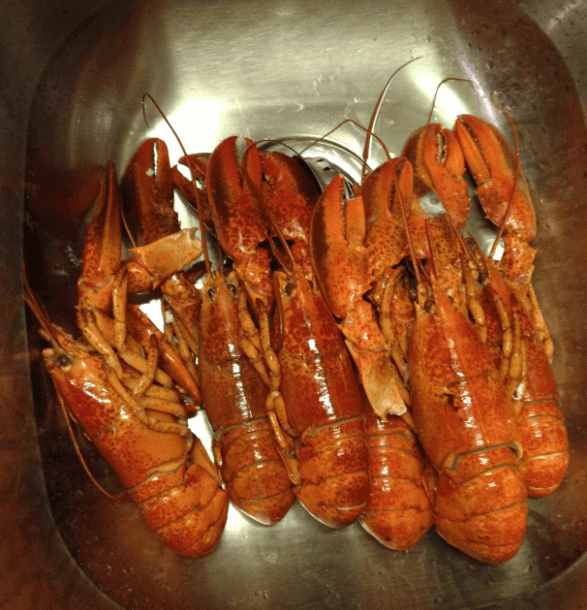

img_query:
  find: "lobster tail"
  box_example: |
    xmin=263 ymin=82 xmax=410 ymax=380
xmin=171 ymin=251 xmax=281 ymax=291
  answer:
xmin=360 ymin=412 xmax=434 ymax=550
xmin=137 ymin=460 xmax=229 ymax=557
xmin=215 ymin=420 xmax=295 ymax=525
xmin=433 ymin=447 xmax=528 ymax=564
xmin=295 ymin=417 xmax=369 ymax=528
xmin=198 ymin=270 xmax=295 ymax=526
xmin=511 ymin=295 xmax=569 ymax=497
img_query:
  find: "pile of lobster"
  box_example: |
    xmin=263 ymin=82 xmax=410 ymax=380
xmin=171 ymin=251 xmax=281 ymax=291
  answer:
xmin=24 ymin=83 xmax=569 ymax=565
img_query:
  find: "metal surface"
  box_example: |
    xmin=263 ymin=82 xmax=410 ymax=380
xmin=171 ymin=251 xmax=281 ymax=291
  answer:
xmin=2 ymin=0 xmax=587 ymax=608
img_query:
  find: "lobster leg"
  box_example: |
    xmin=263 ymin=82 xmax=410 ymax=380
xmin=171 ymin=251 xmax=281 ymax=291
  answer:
xmin=120 ymin=138 xmax=206 ymax=403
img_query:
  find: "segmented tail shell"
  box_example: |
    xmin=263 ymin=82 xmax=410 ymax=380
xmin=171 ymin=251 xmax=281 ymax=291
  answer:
xmin=360 ymin=411 xmax=434 ymax=550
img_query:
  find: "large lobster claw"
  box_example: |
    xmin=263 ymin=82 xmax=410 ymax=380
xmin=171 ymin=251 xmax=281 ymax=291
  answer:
xmin=454 ymin=115 xmax=536 ymax=242
xmin=361 ymin=157 xmax=423 ymax=265
xmin=310 ymin=175 xmax=371 ymax=319
xmin=310 ymin=174 xmax=407 ymax=419
xmin=242 ymin=143 xmax=319 ymax=244
xmin=206 ymin=136 xmax=273 ymax=315
xmin=403 ymin=124 xmax=470 ymax=229
xmin=121 ymin=138 xmax=177 ymax=246
xmin=77 ymin=161 xmax=123 ymax=316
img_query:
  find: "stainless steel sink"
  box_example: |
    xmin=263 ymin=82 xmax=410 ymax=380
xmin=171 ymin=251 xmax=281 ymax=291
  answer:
xmin=3 ymin=0 xmax=587 ymax=608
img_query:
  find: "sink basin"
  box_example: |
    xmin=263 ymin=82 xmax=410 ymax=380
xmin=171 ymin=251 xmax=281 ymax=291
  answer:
xmin=3 ymin=0 xmax=587 ymax=608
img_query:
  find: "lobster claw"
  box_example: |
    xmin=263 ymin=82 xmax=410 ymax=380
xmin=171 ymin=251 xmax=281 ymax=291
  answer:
xmin=77 ymin=161 xmax=122 ymax=316
xmin=206 ymin=136 xmax=273 ymax=314
xmin=121 ymin=138 xmax=178 ymax=246
xmin=125 ymin=229 xmax=203 ymax=292
xmin=454 ymin=115 xmax=536 ymax=242
xmin=206 ymin=136 xmax=268 ymax=246
xmin=403 ymin=124 xmax=471 ymax=229
xmin=361 ymin=157 xmax=419 ymax=266
xmin=310 ymin=174 xmax=407 ymax=419
xmin=243 ymin=142 xmax=319 ymax=244
xmin=310 ymin=174 xmax=371 ymax=319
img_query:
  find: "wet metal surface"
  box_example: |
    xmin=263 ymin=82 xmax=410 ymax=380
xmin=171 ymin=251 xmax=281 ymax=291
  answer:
xmin=3 ymin=0 xmax=587 ymax=608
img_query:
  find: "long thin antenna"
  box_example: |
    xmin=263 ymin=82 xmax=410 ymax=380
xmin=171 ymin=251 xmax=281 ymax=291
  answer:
xmin=426 ymin=77 xmax=471 ymax=125
xmin=363 ymin=57 xmax=423 ymax=178
xmin=297 ymin=118 xmax=392 ymax=163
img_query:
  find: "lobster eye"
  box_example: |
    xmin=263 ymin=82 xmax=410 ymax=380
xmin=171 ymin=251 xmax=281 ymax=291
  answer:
xmin=285 ymin=282 xmax=296 ymax=296
xmin=424 ymin=299 xmax=434 ymax=313
xmin=227 ymin=283 xmax=237 ymax=297
xmin=207 ymin=287 xmax=216 ymax=299
xmin=478 ymin=272 xmax=489 ymax=286
xmin=57 ymin=354 xmax=72 ymax=369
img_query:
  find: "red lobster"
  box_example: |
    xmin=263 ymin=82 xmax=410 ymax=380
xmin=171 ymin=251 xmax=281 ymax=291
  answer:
xmin=404 ymin=88 xmax=568 ymax=500
xmin=407 ymin=228 xmax=528 ymax=564
xmin=453 ymin=111 xmax=567 ymax=497
xmin=208 ymin=139 xmax=372 ymax=529
xmin=309 ymin=112 xmax=434 ymax=547
xmin=123 ymin=136 xmax=296 ymax=525
xmin=25 ymin=160 xmax=229 ymax=556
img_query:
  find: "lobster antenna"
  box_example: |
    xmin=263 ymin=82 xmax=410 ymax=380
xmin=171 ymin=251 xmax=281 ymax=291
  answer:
xmin=363 ymin=56 xmax=423 ymax=178
xmin=23 ymin=268 xmax=59 ymax=348
xmin=142 ymin=94 xmax=212 ymax=276
xmin=488 ymin=92 xmax=521 ymax=260
xmin=297 ymin=118 xmax=392 ymax=164
xmin=253 ymin=138 xmax=306 ymax=159
xmin=425 ymin=220 xmax=441 ymax=280
xmin=426 ymin=77 xmax=471 ymax=125
xmin=267 ymin=232 xmax=292 ymax=271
